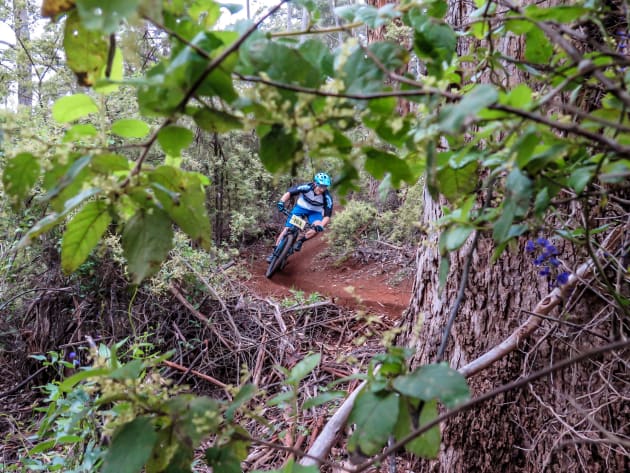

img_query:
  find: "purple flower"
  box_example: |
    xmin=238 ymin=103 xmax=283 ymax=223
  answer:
xmin=68 ymin=352 xmax=76 ymax=360
xmin=539 ymin=266 xmax=551 ymax=276
xmin=533 ymin=255 xmax=546 ymax=266
xmin=557 ymin=272 xmax=570 ymax=285
xmin=549 ymin=257 xmax=560 ymax=267
xmin=525 ymin=240 xmax=536 ymax=253
xmin=545 ymin=244 xmax=559 ymax=255
xmin=536 ymin=237 xmax=549 ymax=247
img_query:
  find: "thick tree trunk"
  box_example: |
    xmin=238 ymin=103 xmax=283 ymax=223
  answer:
xmin=397 ymin=1 xmax=630 ymax=471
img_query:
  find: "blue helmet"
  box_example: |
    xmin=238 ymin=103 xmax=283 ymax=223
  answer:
xmin=314 ymin=172 xmax=331 ymax=187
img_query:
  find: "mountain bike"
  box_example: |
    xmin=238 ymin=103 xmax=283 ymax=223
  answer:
xmin=265 ymin=208 xmax=312 ymax=279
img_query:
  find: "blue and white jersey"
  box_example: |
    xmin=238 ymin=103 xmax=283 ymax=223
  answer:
xmin=288 ymin=182 xmax=333 ymax=217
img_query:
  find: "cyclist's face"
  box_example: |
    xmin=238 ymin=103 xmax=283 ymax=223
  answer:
xmin=314 ymin=185 xmax=327 ymax=194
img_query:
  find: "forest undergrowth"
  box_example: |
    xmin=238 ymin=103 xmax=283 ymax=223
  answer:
xmin=0 ymin=230 xmax=410 ymax=471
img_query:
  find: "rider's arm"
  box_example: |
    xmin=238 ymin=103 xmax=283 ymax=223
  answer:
xmin=321 ymin=216 xmax=330 ymax=228
xmin=279 ymin=191 xmax=291 ymax=204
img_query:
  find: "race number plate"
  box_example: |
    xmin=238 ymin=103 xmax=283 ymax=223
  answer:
xmin=289 ymin=214 xmax=307 ymax=230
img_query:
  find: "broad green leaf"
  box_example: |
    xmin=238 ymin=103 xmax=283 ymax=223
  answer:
xmin=299 ymin=39 xmax=334 ymax=77
xmin=287 ymin=353 xmax=321 ymax=384
xmin=157 ymin=126 xmax=194 ymax=157
xmin=600 ymin=159 xmax=630 ymax=183
xmin=165 ymin=395 xmax=221 ymax=445
xmin=435 ymin=161 xmax=478 ymax=203
xmin=18 ymin=188 xmax=102 ymax=248
xmin=205 ymin=440 xmax=249 ymax=473
xmin=2 ymin=152 xmax=40 ymax=208
xmin=95 ymin=47 xmax=124 ymax=94
xmin=568 ymin=166 xmax=593 ymax=194
xmin=343 ymin=42 xmax=407 ymax=94
xmin=91 ymin=153 xmax=132 ymax=174
xmin=394 ymin=398 xmax=440 ymax=458
xmin=364 ymin=147 xmax=414 ymax=187
xmin=122 ymin=208 xmax=174 ymax=284
xmin=225 ymin=383 xmax=257 ymax=422
xmin=58 ymin=367 xmax=111 ymax=392
xmin=442 ymin=225 xmax=474 ymax=252
xmin=408 ymin=10 xmax=456 ymax=77
xmin=348 ymin=390 xmax=399 ymax=456
xmin=303 ymin=391 xmax=346 ymax=409
xmin=392 ymin=362 xmax=470 ymax=408
xmin=525 ymin=27 xmax=553 ymax=64
xmin=146 ymin=429 xmax=179 ymax=473
xmin=268 ymin=390 xmax=295 ymax=407
xmin=148 ymin=166 xmax=212 ymax=248
xmin=76 ymin=0 xmax=141 ymax=34
xmin=111 ymin=119 xmax=151 ymax=138
xmin=63 ymin=11 xmax=108 ymax=86
xmin=438 ymin=255 xmax=449 ymax=293
xmin=101 ymin=417 xmax=158 ymax=473
xmin=193 ymin=107 xmax=243 ymax=133
xmin=110 ymin=359 xmax=144 ymax=380
xmin=52 ymin=94 xmax=99 ymax=124
xmin=63 ymin=124 xmax=98 ymax=142
xmin=259 ymin=124 xmax=301 ymax=172
xmin=439 ymin=85 xmax=498 ymax=132
xmin=41 ymin=154 xmax=94 ymax=212
xmin=524 ymin=5 xmax=587 ymax=22
xmin=61 ymin=200 xmax=112 ymax=273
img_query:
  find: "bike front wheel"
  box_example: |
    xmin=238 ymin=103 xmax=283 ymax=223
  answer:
xmin=265 ymin=233 xmax=295 ymax=278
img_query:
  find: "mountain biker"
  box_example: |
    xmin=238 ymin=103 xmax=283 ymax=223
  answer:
xmin=266 ymin=172 xmax=333 ymax=263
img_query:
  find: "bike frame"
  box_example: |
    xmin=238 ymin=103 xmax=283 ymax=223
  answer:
xmin=265 ymin=208 xmax=311 ymax=278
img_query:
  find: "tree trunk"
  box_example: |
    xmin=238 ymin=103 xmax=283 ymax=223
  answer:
xmin=397 ymin=1 xmax=630 ymax=471
xmin=13 ymin=0 xmax=33 ymax=109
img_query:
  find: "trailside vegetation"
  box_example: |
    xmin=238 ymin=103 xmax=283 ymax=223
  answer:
xmin=0 ymin=0 xmax=628 ymax=472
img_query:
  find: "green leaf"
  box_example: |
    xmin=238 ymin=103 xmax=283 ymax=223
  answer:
xmin=525 ymin=27 xmax=553 ymax=64
xmin=41 ymin=155 xmax=94 ymax=212
xmin=364 ymin=147 xmax=414 ymax=187
xmin=2 ymin=152 xmax=40 ymax=208
xmin=63 ymin=124 xmax=98 ymax=142
xmin=63 ymin=10 xmax=108 ymax=86
xmin=95 ymin=47 xmax=124 ymax=94
xmin=568 ymin=166 xmax=593 ymax=194
xmin=259 ymin=124 xmax=301 ymax=172
xmin=111 ymin=119 xmax=151 ymax=138
xmin=101 ymin=417 xmax=158 ymax=473
xmin=435 ymin=161 xmax=478 ymax=203
xmin=52 ymin=94 xmax=99 ymax=124
xmin=205 ymin=440 xmax=249 ymax=473
xmin=225 ymin=383 xmax=257 ymax=422
xmin=193 ymin=107 xmax=243 ymax=133
xmin=408 ymin=10 xmax=456 ymax=77
xmin=61 ymin=200 xmax=112 ymax=273
xmin=439 ymin=85 xmax=498 ymax=133
xmin=394 ymin=398 xmax=440 ymax=458
xmin=58 ymin=367 xmax=111 ymax=392
xmin=442 ymin=225 xmax=474 ymax=252
xmin=122 ymin=208 xmax=174 ymax=284
xmin=303 ymin=391 xmax=346 ymax=409
xmin=343 ymin=42 xmax=407 ymax=93
xmin=165 ymin=395 xmax=221 ymax=445
xmin=148 ymin=166 xmax=212 ymax=248
xmin=348 ymin=390 xmax=399 ymax=456
xmin=110 ymin=359 xmax=144 ymax=380
xmin=438 ymin=255 xmax=449 ymax=293
xmin=91 ymin=153 xmax=132 ymax=174
xmin=287 ymin=353 xmax=321 ymax=384
xmin=157 ymin=126 xmax=194 ymax=157
xmin=392 ymin=362 xmax=470 ymax=408
xmin=76 ymin=0 xmax=141 ymax=34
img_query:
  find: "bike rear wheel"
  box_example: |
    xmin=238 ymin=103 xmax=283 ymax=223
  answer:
xmin=265 ymin=233 xmax=295 ymax=278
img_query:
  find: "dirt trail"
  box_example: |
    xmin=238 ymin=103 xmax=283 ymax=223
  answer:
xmin=242 ymin=235 xmax=413 ymax=320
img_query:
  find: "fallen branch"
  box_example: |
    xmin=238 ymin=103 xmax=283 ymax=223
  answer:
xmin=162 ymin=360 xmax=230 ymax=395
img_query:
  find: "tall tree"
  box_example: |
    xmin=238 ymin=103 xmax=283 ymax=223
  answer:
xmin=398 ymin=1 xmax=629 ymax=471
xmin=12 ymin=0 xmax=33 ymax=109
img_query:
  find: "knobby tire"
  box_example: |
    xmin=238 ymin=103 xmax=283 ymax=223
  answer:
xmin=265 ymin=233 xmax=295 ymax=278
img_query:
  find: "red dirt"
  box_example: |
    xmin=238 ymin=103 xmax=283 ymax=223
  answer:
xmin=241 ymin=235 xmax=413 ymax=321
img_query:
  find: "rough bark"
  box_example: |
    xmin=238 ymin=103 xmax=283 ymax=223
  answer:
xmin=396 ymin=1 xmax=630 ymax=471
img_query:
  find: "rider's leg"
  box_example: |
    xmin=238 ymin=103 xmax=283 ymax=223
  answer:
xmin=293 ymin=220 xmax=322 ymax=251
xmin=267 ymin=227 xmax=290 ymax=263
